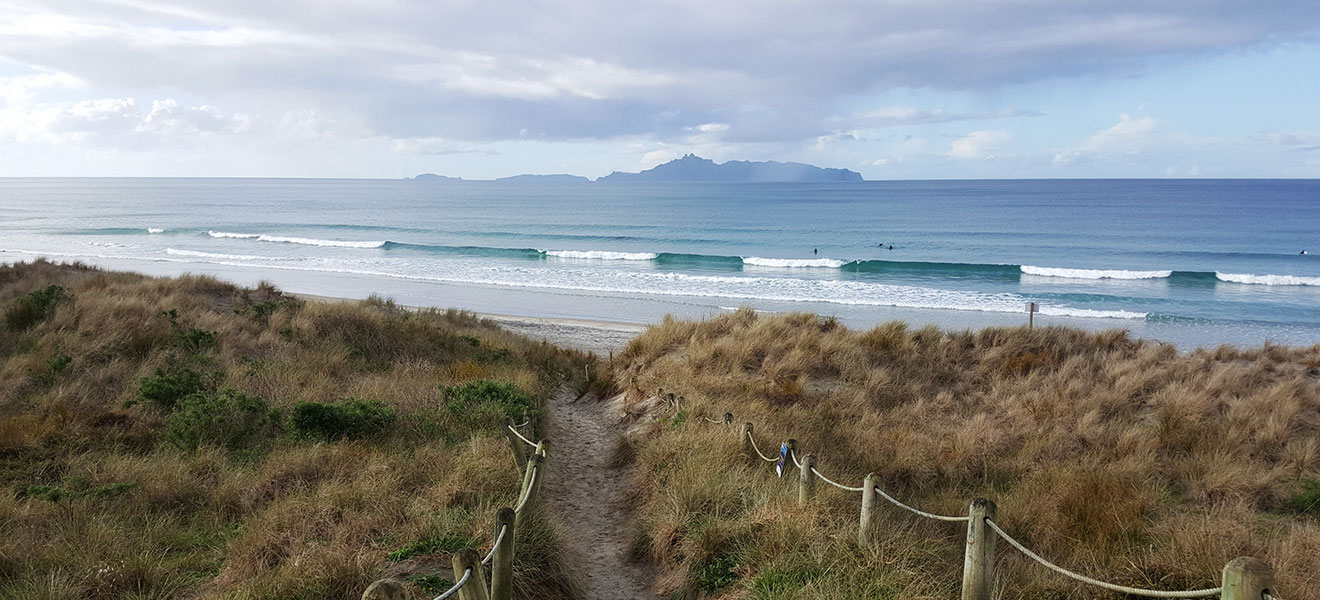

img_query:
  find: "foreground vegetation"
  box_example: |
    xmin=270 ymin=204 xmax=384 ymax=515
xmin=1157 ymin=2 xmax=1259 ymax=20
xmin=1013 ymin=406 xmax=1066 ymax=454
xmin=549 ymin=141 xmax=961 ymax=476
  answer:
xmin=0 ymin=260 xmax=590 ymax=599
xmin=610 ymin=310 xmax=1320 ymax=599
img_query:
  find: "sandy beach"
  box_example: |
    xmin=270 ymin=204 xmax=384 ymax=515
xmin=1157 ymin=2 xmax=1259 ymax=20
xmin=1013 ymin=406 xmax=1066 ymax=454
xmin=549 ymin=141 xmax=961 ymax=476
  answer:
xmin=294 ymin=292 xmax=646 ymax=355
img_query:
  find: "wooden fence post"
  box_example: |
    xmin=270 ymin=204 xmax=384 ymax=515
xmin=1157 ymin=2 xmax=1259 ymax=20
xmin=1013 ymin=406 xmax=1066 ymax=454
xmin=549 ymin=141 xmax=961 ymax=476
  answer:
xmin=723 ymin=412 xmax=733 ymax=426
xmin=519 ymin=441 xmax=543 ymax=496
xmin=528 ymin=442 xmax=548 ymax=506
xmin=490 ymin=507 xmax=516 ymax=600
xmin=361 ymin=578 xmax=409 ymax=600
xmin=858 ymin=473 xmax=878 ymax=547
xmin=453 ymin=548 xmax=490 ymax=600
xmin=798 ymin=453 xmax=817 ymax=505
xmin=741 ymin=422 xmax=755 ymax=460
xmin=501 ymin=423 xmax=527 ymax=469
xmin=1221 ymin=557 xmax=1274 ymax=600
xmin=960 ymin=498 xmax=997 ymax=600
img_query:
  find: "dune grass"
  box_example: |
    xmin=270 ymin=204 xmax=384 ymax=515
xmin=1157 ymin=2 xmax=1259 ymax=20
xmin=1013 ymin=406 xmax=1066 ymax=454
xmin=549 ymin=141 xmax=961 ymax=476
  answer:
xmin=609 ymin=309 xmax=1320 ymax=599
xmin=0 ymin=260 xmax=590 ymax=599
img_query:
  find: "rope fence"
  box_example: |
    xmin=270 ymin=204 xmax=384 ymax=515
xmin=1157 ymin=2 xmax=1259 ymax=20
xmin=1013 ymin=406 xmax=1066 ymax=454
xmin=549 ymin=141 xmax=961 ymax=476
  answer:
xmin=690 ymin=398 xmax=1285 ymax=600
xmin=363 ymin=425 xmax=549 ymax=600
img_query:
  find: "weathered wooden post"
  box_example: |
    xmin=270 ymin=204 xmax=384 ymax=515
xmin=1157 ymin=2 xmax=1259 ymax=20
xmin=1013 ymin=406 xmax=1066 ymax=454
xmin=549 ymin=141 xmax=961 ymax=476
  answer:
xmin=453 ymin=548 xmax=490 ymax=600
xmin=361 ymin=578 xmax=409 ymax=600
xmin=1221 ymin=557 xmax=1274 ymax=600
xmin=960 ymin=498 xmax=997 ymax=600
xmin=723 ymin=412 xmax=733 ymax=426
xmin=519 ymin=441 xmax=544 ymax=496
xmin=858 ymin=473 xmax=878 ymax=546
xmin=501 ymin=422 xmax=527 ymax=469
xmin=741 ymin=422 xmax=755 ymax=460
xmin=797 ymin=453 xmax=817 ymax=505
xmin=528 ymin=442 xmax=548 ymax=506
xmin=490 ymin=507 xmax=517 ymax=600
xmin=1026 ymin=301 xmax=1037 ymax=329
xmin=776 ymin=437 xmax=797 ymax=480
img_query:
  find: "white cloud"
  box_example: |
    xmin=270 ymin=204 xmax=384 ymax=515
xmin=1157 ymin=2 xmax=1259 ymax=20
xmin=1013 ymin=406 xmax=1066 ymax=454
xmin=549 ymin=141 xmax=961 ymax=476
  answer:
xmin=949 ymin=130 xmax=1010 ymax=159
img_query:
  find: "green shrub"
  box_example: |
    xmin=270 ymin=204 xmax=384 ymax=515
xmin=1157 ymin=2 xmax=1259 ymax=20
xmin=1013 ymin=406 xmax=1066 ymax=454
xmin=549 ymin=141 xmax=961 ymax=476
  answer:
xmin=165 ymin=388 xmax=274 ymax=451
xmin=1290 ymin=479 xmax=1320 ymax=518
xmin=30 ymin=351 xmax=72 ymax=386
xmin=287 ymin=398 xmax=396 ymax=441
xmin=441 ymin=380 xmax=535 ymax=422
xmin=135 ymin=364 xmax=213 ymax=410
xmin=751 ymin=565 xmax=827 ymax=597
xmin=407 ymin=573 xmax=454 ymax=594
xmin=695 ymin=552 xmax=739 ymax=593
xmin=5 ymin=285 xmax=67 ymax=330
xmin=174 ymin=327 xmax=218 ymax=353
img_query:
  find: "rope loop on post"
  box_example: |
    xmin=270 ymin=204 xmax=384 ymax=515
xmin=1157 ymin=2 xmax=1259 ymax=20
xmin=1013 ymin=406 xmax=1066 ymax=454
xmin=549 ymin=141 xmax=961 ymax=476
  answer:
xmin=507 ymin=424 xmax=537 ymax=447
xmin=433 ymin=567 xmax=472 ymax=600
xmin=480 ymin=524 xmax=508 ymax=566
xmin=983 ymin=518 xmax=1222 ymax=598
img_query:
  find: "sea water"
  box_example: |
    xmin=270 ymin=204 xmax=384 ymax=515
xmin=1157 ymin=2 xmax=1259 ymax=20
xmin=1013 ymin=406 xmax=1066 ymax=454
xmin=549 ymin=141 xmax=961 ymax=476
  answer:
xmin=1 ymin=178 xmax=1317 ymax=349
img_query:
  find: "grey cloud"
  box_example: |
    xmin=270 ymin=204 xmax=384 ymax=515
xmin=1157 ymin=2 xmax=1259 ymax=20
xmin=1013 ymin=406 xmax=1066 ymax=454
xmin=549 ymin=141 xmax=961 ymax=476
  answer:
xmin=2 ymin=0 xmax=1317 ymax=144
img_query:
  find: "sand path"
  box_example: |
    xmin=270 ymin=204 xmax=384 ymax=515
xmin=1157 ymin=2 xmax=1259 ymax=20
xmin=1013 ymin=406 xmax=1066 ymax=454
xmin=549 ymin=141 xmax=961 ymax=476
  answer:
xmin=542 ymin=389 xmax=658 ymax=600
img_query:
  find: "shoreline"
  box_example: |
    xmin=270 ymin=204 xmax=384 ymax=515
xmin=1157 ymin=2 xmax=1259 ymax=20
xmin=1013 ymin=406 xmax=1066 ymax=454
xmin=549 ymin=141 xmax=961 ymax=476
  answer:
xmin=293 ymin=292 xmax=647 ymax=355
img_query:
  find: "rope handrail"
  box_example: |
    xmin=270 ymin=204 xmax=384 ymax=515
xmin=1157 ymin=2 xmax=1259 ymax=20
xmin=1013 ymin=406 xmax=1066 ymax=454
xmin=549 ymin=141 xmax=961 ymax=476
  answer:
xmin=791 ymin=449 xmax=803 ymax=469
xmin=873 ymin=486 xmax=969 ymax=522
xmin=507 ymin=424 xmax=537 ymax=447
xmin=703 ymin=415 xmax=726 ymax=424
xmin=433 ymin=566 xmax=471 ymax=600
xmin=810 ymin=466 xmax=863 ymax=492
xmin=511 ymin=419 xmax=530 ymax=429
xmin=480 ymin=524 xmax=508 ymax=566
xmin=983 ymin=518 xmax=1222 ymax=598
xmin=745 ymin=430 xmax=780 ymax=462
xmin=514 ymin=464 xmax=539 ymax=513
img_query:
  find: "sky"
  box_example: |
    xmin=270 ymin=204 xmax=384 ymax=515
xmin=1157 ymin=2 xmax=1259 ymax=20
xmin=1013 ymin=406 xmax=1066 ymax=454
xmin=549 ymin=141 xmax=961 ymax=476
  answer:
xmin=1 ymin=0 xmax=1318 ymax=179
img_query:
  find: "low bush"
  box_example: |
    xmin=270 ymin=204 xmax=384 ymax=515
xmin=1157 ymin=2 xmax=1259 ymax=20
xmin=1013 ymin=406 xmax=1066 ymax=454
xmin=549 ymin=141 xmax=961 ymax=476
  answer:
xmin=287 ymin=398 xmax=397 ymax=441
xmin=442 ymin=379 xmax=536 ymax=423
xmin=135 ymin=363 xmax=214 ymax=410
xmin=165 ymin=388 xmax=275 ymax=451
xmin=4 ymin=284 xmax=67 ymax=330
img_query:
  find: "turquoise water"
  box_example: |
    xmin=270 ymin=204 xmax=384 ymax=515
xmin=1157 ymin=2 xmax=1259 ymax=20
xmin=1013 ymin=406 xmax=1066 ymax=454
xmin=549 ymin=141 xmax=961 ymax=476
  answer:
xmin=2 ymin=178 xmax=1317 ymax=348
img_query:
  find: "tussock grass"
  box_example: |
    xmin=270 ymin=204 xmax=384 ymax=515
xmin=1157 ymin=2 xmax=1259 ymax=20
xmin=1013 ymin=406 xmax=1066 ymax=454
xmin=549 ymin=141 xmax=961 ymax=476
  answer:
xmin=613 ymin=308 xmax=1320 ymax=599
xmin=0 ymin=260 xmax=592 ymax=599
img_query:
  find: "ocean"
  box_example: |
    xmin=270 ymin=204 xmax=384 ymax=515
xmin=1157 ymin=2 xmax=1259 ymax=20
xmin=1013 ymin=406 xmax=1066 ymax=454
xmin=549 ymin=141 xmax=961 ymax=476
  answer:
xmin=2 ymin=177 xmax=1317 ymax=349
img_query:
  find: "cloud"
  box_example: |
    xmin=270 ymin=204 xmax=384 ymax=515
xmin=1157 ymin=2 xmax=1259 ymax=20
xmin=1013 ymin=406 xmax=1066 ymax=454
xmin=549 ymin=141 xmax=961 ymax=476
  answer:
xmin=0 ymin=0 xmax=1315 ymax=147
xmin=949 ymin=130 xmax=1011 ymax=159
xmin=1053 ymin=113 xmax=1159 ymax=165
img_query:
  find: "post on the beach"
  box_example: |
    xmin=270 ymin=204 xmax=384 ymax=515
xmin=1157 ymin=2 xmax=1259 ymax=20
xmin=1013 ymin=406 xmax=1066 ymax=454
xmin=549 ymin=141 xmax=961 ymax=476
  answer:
xmin=518 ymin=443 xmax=545 ymax=517
xmin=859 ymin=472 xmax=879 ymax=547
xmin=1220 ymin=557 xmax=1274 ymax=600
xmin=490 ymin=507 xmax=517 ymax=600
xmin=741 ymin=422 xmax=755 ymax=460
xmin=501 ymin=422 xmax=527 ymax=469
xmin=453 ymin=548 xmax=490 ymax=600
xmin=797 ymin=453 xmax=817 ymax=505
xmin=361 ymin=578 xmax=409 ymax=600
xmin=1026 ymin=301 xmax=1037 ymax=329
xmin=960 ymin=498 xmax=997 ymax=600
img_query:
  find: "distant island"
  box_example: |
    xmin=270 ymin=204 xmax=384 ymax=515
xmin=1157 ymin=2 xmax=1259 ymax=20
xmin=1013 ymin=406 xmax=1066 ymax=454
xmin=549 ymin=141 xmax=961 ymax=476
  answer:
xmin=409 ymin=173 xmax=462 ymax=182
xmin=495 ymin=174 xmax=590 ymax=183
xmin=597 ymin=154 xmax=863 ymax=182
xmin=407 ymin=155 xmax=863 ymax=183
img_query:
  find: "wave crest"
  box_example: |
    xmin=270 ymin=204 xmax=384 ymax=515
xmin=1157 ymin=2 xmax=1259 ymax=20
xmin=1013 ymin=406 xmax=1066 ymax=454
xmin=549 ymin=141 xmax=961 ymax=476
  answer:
xmin=742 ymin=257 xmax=846 ymax=268
xmin=1021 ymin=265 xmax=1172 ymax=280
xmin=1216 ymin=272 xmax=1320 ymax=286
xmin=545 ymin=250 xmax=658 ymax=260
xmin=167 ymin=248 xmax=273 ymax=261
xmin=147 ymin=228 xmax=165 ymax=234
xmin=208 ymin=231 xmax=385 ymax=248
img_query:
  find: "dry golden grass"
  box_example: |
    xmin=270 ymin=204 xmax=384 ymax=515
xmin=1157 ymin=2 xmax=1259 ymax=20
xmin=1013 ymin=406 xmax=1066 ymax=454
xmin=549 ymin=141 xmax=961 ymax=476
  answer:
xmin=611 ymin=309 xmax=1320 ymax=599
xmin=0 ymin=260 xmax=590 ymax=599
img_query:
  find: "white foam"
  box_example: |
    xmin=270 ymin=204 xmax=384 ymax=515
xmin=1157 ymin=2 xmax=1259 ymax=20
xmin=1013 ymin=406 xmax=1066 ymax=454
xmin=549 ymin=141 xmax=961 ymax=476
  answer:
xmin=545 ymin=250 xmax=658 ymax=261
xmin=743 ymin=256 xmax=846 ymax=268
xmin=147 ymin=228 xmax=165 ymax=234
xmin=208 ymin=230 xmax=385 ymax=248
xmin=1021 ymin=265 xmax=1172 ymax=280
xmin=1216 ymin=272 xmax=1320 ymax=286
xmin=167 ymin=248 xmax=273 ymax=261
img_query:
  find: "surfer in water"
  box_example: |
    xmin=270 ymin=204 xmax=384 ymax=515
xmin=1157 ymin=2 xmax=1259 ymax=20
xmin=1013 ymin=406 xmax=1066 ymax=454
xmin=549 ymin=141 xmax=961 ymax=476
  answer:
xmin=813 ymin=248 xmax=818 ymax=255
